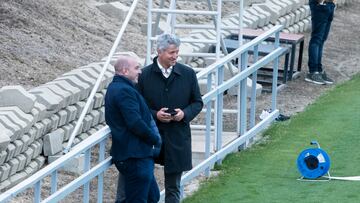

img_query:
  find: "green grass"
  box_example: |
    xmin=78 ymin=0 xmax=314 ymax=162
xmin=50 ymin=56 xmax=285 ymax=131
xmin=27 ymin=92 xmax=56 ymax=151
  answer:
xmin=183 ymin=74 xmax=360 ymax=203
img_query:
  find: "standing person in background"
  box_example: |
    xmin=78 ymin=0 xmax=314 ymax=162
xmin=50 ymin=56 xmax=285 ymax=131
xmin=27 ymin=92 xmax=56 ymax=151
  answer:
xmin=305 ymin=0 xmax=336 ymax=85
xmin=137 ymin=33 xmax=203 ymax=203
xmin=105 ymin=55 xmax=161 ymax=203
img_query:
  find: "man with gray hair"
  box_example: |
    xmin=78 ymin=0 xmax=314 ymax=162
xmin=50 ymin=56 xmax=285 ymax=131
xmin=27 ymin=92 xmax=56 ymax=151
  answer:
xmin=138 ymin=34 xmax=203 ymax=203
xmin=105 ymin=55 xmax=162 ymax=203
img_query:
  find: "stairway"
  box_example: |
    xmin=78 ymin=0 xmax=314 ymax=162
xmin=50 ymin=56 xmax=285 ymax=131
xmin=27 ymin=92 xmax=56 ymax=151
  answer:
xmin=146 ymin=0 xmax=254 ymax=165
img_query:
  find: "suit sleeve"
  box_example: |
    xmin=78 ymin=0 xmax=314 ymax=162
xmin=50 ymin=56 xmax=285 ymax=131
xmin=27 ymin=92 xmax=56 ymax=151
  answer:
xmin=150 ymin=117 xmax=162 ymax=157
xmin=116 ymin=88 xmax=160 ymax=145
xmin=182 ymin=70 xmax=204 ymax=123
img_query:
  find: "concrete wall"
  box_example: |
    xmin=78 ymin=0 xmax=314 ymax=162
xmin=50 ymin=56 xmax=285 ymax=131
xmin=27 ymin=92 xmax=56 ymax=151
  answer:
xmin=0 ymin=62 xmax=113 ymax=191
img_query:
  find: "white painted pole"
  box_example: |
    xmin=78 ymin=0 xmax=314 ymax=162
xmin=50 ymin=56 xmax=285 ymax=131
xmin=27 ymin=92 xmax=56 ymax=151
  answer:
xmin=64 ymin=0 xmax=140 ymax=154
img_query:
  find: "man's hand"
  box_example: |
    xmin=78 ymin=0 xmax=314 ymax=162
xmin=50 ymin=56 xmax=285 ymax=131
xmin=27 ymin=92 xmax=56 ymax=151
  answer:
xmin=172 ymin=108 xmax=184 ymax=122
xmin=156 ymin=108 xmax=172 ymax=123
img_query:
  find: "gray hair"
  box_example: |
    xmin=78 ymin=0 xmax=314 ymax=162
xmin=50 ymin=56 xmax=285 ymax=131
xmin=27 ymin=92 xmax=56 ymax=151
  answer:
xmin=114 ymin=55 xmax=133 ymax=74
xmin=156 ymin=33 xmax=181 ymax=52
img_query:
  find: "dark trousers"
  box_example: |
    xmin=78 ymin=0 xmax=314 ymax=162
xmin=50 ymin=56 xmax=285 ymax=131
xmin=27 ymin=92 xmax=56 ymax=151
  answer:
xmin=164 ymin=172 xmax=182 ymax=203
xmin=308 ymin=0 xmax=335 ymax=73
xmin=115 ymin=172 xmax=126 ymax=203
xmin=114 ymin=158 xmax=160 ymax=203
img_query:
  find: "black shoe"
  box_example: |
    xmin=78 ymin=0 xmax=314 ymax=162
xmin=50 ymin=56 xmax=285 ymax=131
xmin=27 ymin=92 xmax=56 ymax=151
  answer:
xmin=305 ymin=72 xmax=326 ymax=85
xmin=321 ymin=71 xmax=334 ymax=84
xmin=275 ymin=114 xmax=290 ymax=121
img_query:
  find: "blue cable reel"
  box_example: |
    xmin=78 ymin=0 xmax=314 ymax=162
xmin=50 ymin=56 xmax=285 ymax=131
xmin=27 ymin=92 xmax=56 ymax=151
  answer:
xmin=297 ymin=141 xmax=331 ymax=179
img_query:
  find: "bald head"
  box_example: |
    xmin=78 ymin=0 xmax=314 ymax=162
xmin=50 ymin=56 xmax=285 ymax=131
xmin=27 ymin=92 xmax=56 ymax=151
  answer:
xmin=114 ymin=55 xmax=141 ymax=83
xmin=114 ymin=56 xmax=133 ymax=74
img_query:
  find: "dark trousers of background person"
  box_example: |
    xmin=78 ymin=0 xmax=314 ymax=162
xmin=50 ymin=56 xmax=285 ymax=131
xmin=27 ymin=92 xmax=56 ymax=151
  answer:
xmin=114 ymin=158 xmax=160 ymax=203
xmin=165 ymin=172 xmax=182 ymax=203
xmin=308 ymin=0 xmax=335 ymax=73
xmin=115 ymin=173 xmax=126 ymax=203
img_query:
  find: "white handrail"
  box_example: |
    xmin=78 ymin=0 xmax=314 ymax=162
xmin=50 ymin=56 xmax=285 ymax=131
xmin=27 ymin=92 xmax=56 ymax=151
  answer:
xmin=64 ymin=0 xmax=140 ymax=154
xmin=181 ymin=111 xmax=279 ymax=184
xmin=196 ymin=25 xmax=283 ymax=79
xmin=151 ymin=9 xmax=218 ymax=15
xmin=0 ymin=126 xmax=111 ymax=202
xmin=0 ymin=23 xmax=285 ymax=203
xmin=0 ymin=1 xmax=286 ymax=202
xmin=43 ymin=157 xmax=112 ymax=203
xmin=202 ymin=47 xmax=284 ymax=103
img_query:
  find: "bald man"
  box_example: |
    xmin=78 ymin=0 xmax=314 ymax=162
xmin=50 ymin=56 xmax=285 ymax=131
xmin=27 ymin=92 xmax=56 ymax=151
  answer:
xmin=105 ymin=56 xmax=161 ymax=203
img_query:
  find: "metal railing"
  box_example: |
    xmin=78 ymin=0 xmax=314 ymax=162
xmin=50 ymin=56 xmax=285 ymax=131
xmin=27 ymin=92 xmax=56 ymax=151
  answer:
xmin=0 ymin=0 xmax=140 ymax=201
xmin=0 ymin=24 xmax=284 ymax=203
xmin=0 ymin=127 xmax=111 ymax=203
xmin=169 ymin=24 xmax=284 ymax=201
xmin=0 ymin=0 xmax=286 ymax=195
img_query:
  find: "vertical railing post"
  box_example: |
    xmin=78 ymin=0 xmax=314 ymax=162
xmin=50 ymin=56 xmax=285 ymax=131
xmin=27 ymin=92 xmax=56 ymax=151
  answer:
xmin=206 ymin=0 xmax=235 ymax=76
xmin=238 ymin=51 xmax=248 ymax=150
xmin=239 ymin=0 xmax=244 ymax=47
xmin=153 ymin=0 xmax=165 ymax=37
xmin=34 ymin=181 xmax=41 ymax=203
xmin=249 ymin=45 xmax=259 ymax=128
xmin=146 ymin=0 xmax=153 ymax=65
xmin=83 ymin=149 xmax=91 ymax=203
xmin=214 ymin=0 xmax=223 ymax=165
xmin=97 ymin=139 xmax=107 ymax=203
xmin=236 ymin=0 xmax=245 ymax=135
xmin=168 ymin=0 xmax=176 ymax=34
xmin=240 ymin=52 xmax=248 ymax=136
xmin=215 ymin=66 xmax=224 ymax=162
xmin=271 ymin=31 xmax=280 ymax=111
xmin=236 ymin=52 xmax=241 ymax=135
xmin=205 ymin=73 xmax=212 ymax=177
xmin=51 ymin=170 xmax=58 ymax=195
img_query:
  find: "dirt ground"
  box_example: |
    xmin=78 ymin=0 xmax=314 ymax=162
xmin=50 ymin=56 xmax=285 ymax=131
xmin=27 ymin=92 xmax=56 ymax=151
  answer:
xmin=0 ymin=0 xmax=240 ymax=89
xmin=1 ymin=0 xmax=360 ymax=202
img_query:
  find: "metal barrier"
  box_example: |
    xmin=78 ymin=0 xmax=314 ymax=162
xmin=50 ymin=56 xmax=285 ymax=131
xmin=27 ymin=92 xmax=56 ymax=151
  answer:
xmin=165 ymin=24 xmax=284 ymax=201
xmin=0 ymin=126 xmax=112 ymax=203
xmin=0 ymin=24 xmax=284 ymax=203
xmin=0 ymin=26 xmax=282 ymax=203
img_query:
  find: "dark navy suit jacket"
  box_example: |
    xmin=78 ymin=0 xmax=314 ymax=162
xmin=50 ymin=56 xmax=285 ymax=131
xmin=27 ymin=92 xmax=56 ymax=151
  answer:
xmin=105 ymin=75 xmax=161 ymax=161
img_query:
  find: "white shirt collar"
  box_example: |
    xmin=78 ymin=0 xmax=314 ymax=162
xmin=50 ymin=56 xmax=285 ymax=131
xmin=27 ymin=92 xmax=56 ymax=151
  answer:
xmin=157 ymin=59 xmax=173 ymax=78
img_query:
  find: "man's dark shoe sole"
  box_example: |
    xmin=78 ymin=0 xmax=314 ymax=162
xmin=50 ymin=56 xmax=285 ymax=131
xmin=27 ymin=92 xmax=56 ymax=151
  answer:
xmin=305 ymin=78 xmax=326 ymax=85
xmin=323 ymin=80 xmax=334 ymax=84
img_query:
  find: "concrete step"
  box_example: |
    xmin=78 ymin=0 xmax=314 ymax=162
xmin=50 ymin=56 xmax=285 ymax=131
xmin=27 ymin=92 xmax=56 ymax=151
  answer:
xmin=191 ymin=130 xmax=238 ymax=165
